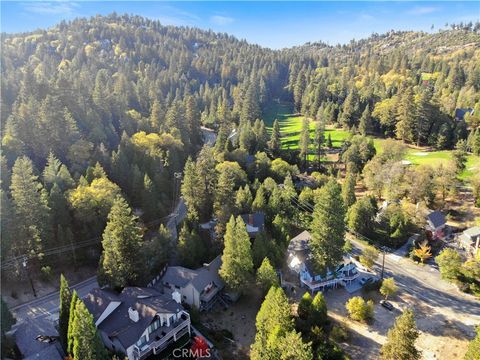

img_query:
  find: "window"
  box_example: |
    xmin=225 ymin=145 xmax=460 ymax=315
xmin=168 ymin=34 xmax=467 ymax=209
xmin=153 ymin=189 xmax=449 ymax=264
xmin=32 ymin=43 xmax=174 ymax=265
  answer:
xmin=136 ymin=335 xmax=147 ymax=348
xmin=148 ymin=318 xmax=160 ymax=334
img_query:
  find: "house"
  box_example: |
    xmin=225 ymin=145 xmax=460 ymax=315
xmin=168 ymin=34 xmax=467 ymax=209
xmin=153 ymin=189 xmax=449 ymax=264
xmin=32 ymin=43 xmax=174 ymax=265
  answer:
xmin=426 ymin=210 xmax=447 ymax=240
xmin=240 ymin=212 xmax=265 ymax=238
xmin=455 ymin=108 xmax=474 ymax=121
xmin=287 ymin=230 xmax=359 ymax=292
xmin=200 ymin=126 xmax=217 ymax=146
xmin=83 ymin=287 xmax=191 ymax=360
xmin=200 ymin=212 xmax=265 ymax=239
xmin=458 ymin=226 xmax=480 ymax=257
xmin=156 ymin=256 xmax=225 ymax=311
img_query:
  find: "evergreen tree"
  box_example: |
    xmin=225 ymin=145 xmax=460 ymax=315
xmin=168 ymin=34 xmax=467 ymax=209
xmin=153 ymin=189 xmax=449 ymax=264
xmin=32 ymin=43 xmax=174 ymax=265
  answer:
xmin=251 ymin=286 xmax=294 ymax=359
xmin=99 ymin=196 xmax=145 ymax=288
xmin=10 ymin=156 xmax=52 ymax=258
xmin=326 ymin=133 xmax=333 ymax=148
xmin=59 ymin=274 xmax=72 ymax=349
xmin=71 ymin=300 xmax=108 ymax=360
xmin=177 ymin=223 xmax=206 ymax=268
xmin=256 ymin=257 xmax=279 ymax=293
xmin=311 ymin=292 xmax=328 ymax=326
xmin=359 ymin=104 xmax=372 ymax=136
xmin=395 ymin=87 xmax=416 ymax=143
xmin=219 ymin=216 xmax=254 ymax=293
xmin=313 ymin=120 xmax=325 ymax=165
xmin=299 ymin=117 xmax=310 ymax=166
xmin=310 ymin=180 xmax=346 ymax=273
xmin=235 ymin=185 xmax=253 ymax=214
xmin=342 ymin=172 xmax=357 ymax=208
xmin=347 ymin=196 xmax=377 ymax=236
xmin=269 ymin=119 xmax=282 ymax=156
xmin=67 ymin=291 xmax=79 ymax=355
xmin=381 ymin=309 xmax=420 ymax=360
xmin=453 ymin=139 xmax=468 ymax=174
xmin=297 ymin=292 xmax=312 ymax=320
xmin=252 ymin=185 xmax=267 ymax=212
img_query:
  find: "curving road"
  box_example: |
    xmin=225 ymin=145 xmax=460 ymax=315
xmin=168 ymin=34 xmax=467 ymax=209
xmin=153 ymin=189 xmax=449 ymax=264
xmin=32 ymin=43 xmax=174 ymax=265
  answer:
xmin=350 ymin=237 xmax=480 ymax=328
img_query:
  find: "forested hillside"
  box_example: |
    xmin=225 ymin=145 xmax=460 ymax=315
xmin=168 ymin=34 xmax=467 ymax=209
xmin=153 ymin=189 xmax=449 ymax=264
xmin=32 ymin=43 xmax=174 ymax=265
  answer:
xmin=1 ymin=14 xmax=479 ymax=282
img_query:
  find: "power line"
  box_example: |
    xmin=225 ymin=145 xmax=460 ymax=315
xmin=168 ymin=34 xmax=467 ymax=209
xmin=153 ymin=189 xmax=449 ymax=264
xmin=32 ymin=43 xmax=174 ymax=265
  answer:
xmin=1 ymin=212 xmax=177 ymax=270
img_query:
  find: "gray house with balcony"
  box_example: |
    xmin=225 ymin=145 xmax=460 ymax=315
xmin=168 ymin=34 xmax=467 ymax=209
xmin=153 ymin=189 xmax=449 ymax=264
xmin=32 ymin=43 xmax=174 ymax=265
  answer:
xmin=83 ymin=287 xmax=190 ymax=360
xmin=157 ymin=255 xmax=224 ymax=311
xmin=458 ymin=226 xmax=480 ymax=257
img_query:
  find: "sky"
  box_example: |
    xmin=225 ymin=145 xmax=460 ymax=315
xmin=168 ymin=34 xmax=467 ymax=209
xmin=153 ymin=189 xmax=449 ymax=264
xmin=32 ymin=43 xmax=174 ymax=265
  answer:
xmin=1 ymin=1 xmax=479 ymax=49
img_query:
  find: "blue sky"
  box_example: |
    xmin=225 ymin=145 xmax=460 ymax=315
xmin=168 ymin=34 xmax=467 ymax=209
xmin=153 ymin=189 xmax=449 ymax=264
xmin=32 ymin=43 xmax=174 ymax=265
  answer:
xmin=1 ymin=1 xmax=479 ymax=49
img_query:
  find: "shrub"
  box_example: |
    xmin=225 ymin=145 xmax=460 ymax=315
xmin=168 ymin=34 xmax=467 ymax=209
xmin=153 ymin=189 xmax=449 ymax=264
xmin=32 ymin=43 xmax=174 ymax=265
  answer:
xmin=330 ymin=324 xmax=349 ymax=342
xmin=345 ymin=296 xmax=374 ymax=322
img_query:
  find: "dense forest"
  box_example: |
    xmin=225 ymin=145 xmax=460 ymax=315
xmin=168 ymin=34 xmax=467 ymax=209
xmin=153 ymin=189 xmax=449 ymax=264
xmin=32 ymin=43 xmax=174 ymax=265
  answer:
xmin=1 ymin=13 xmax=479 ymax=284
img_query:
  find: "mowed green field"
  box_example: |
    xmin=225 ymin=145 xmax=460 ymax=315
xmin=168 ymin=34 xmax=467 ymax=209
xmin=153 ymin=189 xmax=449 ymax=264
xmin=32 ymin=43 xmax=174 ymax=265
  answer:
xmin=263 ymin=102 xmax=480 ymax=180
xmin=373 ymin=139 xmax=480 ymax=180
xmin=263 ymin=102 xmax=350 ymax=150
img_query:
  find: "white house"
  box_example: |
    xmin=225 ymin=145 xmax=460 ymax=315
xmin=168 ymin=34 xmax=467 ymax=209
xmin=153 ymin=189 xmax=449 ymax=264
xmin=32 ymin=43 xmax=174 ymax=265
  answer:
xmin=157 ymin=256 xmax=225 ymax=311
xmin=287 ymin=230 xmax=359 ymax=292
xmin=458 ymin=226 xmax=480 ymax=257
xmin=83 ymin=287 xmax=191 ymax=360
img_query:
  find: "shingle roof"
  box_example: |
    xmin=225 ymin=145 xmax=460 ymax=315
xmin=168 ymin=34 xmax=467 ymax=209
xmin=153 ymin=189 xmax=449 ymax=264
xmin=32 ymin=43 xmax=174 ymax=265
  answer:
xmin=159 ymin=255 xmax=224 ymax=293
xmin=288 ymin=230 xmax=312 ymax=252
xmin=240 ymin=212 xmax=265 ymax=231
xmin=464 ymin=226 xmax=480 ymax=237
xmin=427 ymin=211 xmax=446 ymax=228
xmin=83 ymin=287 xmax=183 ymax=349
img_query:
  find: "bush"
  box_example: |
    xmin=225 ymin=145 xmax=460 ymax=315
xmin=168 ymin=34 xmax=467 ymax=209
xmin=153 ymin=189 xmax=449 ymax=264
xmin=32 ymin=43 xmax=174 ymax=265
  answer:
xmin=330 ymin=324 xmax=349 ymax=342
xmin=345 ymin=296 xmax=374 ymax=322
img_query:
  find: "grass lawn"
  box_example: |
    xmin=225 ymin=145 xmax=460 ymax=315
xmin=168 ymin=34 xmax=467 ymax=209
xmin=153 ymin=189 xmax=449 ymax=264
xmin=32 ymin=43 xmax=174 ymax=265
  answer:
xmin=262 ymin=102 xmax=480 ymax=179
xmin=263 ymin=102 xmax=350 ymax=150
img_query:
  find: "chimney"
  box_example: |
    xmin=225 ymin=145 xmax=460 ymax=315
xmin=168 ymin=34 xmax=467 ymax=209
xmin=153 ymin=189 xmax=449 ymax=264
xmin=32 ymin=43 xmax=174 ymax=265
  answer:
xmin=128 ymin=307 xmax=139 ymax=322
xmin=248 ymin=214 xmax=254 ymax=226
xmin=172 ymin=290 xmax=182 ymax=304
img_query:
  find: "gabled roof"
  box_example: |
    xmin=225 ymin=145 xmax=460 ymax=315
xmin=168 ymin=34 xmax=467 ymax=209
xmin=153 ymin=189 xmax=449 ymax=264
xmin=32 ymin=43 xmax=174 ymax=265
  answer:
xmin=464 ymin=226 xmax=480 ymax=237
xmin=240 ymin=212 xmax=265 ymax=232
xmin=160 ymin=255 xmax=224 ymax=293
xmin=427 ymin=210 xmax=446 ymax=228
xmin=83 ymin=287 xmax=183 ymax=349
xmin=288 ymin=230 xmax=311 ymax=252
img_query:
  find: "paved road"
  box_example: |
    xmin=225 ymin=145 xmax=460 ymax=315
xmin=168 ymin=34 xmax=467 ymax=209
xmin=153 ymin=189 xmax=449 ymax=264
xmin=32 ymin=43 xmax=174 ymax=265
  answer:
xmin=350 ymin=237 xmax=480 ymax=327
xmin=11 ymin=276 xmax=98 ymax=326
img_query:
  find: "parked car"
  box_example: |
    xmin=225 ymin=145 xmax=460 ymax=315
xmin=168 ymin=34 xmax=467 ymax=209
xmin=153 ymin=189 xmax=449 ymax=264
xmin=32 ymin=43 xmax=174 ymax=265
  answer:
xmin=380 ymin=300 xmax=394 ymax=311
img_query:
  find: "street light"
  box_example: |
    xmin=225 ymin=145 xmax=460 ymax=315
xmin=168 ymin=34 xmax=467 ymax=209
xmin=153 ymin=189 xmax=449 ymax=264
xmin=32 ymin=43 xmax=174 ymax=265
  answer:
xmin=22 ymin=257 xmax=37 ymax=298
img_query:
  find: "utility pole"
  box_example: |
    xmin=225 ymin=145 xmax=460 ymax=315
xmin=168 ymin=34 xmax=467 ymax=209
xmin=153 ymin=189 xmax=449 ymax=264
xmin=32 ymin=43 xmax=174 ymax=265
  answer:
xmin=22 ymin=257 xmax=37 ymax=298
xmin=380 ymin=247 xmax=386 ymax=280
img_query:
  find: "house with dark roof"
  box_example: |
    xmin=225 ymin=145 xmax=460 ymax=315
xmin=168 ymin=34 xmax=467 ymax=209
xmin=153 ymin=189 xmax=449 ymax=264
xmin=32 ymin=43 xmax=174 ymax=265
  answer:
xmin=200 ymin=212 xmax=265 ymax=239
xmin=426 ymin=210 xmax=447 ymax=240
xmin=83 ymin=287 xmax=191 ymax=360
xmin=458 ymin=226 xmax=480 ymax=257
xmin=455 ymin=108 xmax=474 ymax=121
xmin=157 ymin=255 xmax=224 ymax=311
xmin=287 ymin=230 xmax=358 ymax=292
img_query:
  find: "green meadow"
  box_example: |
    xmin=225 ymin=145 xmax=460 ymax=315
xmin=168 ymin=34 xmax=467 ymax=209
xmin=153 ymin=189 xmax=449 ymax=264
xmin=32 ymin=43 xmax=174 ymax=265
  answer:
xmin=263 ymin=102 xmax=480 ymax=180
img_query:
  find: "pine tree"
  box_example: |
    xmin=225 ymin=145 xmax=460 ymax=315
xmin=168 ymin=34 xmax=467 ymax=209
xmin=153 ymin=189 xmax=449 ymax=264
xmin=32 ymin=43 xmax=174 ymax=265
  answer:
xmin=299 ymin=117 xmax=310 ymax=167
xmin=297 ymin=292 xmax=312 ymax=320
xmin=342 ymin=172 xmax=357 ymax=208
xmin=313 ymin=120 xmax=325 ymax=165
xmin=177 ymin=223 xmax=206 ymax=268
xmin=10 ymin=156 xmax=52 ymax=258
xmin=99 ymin=196 xmax=145 ymax=288
xmin=310 ymin=179 xmax=346 ymax=273
xmin=326 ymin=133 xmax=333 ymax=148
xmin=395 ymin=87 xmax=416 ymax=143
xmin=359 ymin=104 xmax=372 ymax=135
xmin=71 ymin=300 xmax=108 ymax=360
xmin=59 ymin=274 xmax=72 ymax=349
xmin=311 ymin=292 xmax=328 ymax=326
xmin=235 ymin=185 xmax=253 ymax=214
xmin=256 ymin=257 xmax=279 ymax=293
xmin=381 ymin=309 xmax=420 ymax=360
xmin=141 ymin=174 xmax=158 ymax=222
xmin=268 ymin=119 xmax=282 ymax=156
xmin=67 ymin=291 xmax=79 ymax=355
xmin=219 ymin=216 xmax=253 ymax=293
xmin=252 ymin=185 xmax=267 ymax=212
